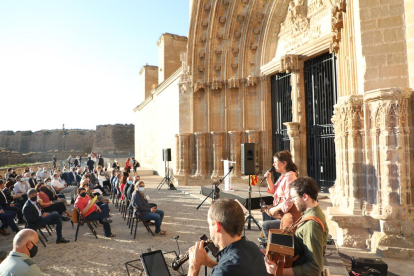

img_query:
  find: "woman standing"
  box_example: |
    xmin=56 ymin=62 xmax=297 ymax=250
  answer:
xmin=125 ymin=158 xmax=132 ymax=174
xmin=261 ymin=150 xmax=301 ymax=242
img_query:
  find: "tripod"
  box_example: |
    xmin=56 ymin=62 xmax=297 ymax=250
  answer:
xmin=196 ymin=166 xmax=233 ymax=210
xmin=244 ymin=175 xmax=261 ymax=231
xmin=157 ymin=161 xmax=176 ymax=190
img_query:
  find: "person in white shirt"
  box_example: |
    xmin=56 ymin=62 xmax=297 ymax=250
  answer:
xmin=35 ymin=168 xmax=42 ymax=181
xmin=51 ymin=173 xmax=77 ymax=204
xmin=12 ymin=175 xmax=29 ymax=204
xmin=40 ymin=168 xmax=49 ymax=181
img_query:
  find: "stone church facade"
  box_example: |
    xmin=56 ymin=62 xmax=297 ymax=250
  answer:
xmin=134 ymin=0 xmax=414 ymax=258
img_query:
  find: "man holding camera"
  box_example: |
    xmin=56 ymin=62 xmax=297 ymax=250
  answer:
xmin=188 ymin=198 xmax=267 ymax=276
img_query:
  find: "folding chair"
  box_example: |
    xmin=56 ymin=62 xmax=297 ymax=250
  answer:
xmin=74 ymin=208 xmax=99 ymax=241
xmin=130 ymin=205 xmax=154 ymax=239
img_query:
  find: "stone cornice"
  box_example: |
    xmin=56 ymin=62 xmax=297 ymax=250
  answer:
xmin=364 ymin=87 xmax=412 ymax=102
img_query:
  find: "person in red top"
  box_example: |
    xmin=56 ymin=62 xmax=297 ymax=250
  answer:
xmin=260 ymin=150 xmax=301 ymax=244
xmin=74 ymin=187 xmax=116 ymax=237
xmin=125 ymin=158 xmax=132 ymax=174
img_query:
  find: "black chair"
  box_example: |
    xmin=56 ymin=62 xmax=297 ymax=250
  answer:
xmin=25 ymin=224 xmax=53 ymax=247
xmin=74 ymin=208 xmax=99 ymax=242
xmin=130 ymin=205 xmax=154 ymax=239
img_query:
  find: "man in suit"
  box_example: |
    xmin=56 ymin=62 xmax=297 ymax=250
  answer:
xmin=23 ymin=188 xmax=70 ymax=244
xmin=98 ymin=154 xmax=104 ymax=168
xmin=28 ymin=173 xmax=37 ymax=189
xmin=66 ymin=168 xmax=78 ymax=186
xmin=0 ymin=180 xmax=25 ymax=224
xmin=87 ymin=157 xmax=95 ymax=172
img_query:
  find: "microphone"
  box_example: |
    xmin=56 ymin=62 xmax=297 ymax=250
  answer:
xmin=229 ymin=166 xmax=234 ymax=171
xmin=259 ymin=167 xmax=273 ymax=185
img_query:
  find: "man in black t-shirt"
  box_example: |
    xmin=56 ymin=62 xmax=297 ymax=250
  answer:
xmin=188 ymin=198 xmax=267 ymax=276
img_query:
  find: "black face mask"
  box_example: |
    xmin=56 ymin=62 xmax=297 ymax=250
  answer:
xmin=80 ymin=193 xmax=86 ymax=197
xmin=30 ymin=196 xmax=37 ymax=202
xmin=28 ymin=241 xmax=38 ymax=258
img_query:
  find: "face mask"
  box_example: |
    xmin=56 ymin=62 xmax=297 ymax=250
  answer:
xmin=128 ymin=181 xmax=133 ymax=184
xmin=80 ymin=193 xmax=86 ymax=197
xmin=30 ymin=196 xmax=37 ymax=202
xmin=28 ymin=242 xmax=38 ymax=258
xmin=139 ymin=187 xmax=145 ymax=192
xmin=46 ymin=182 xmax=52 ymax=186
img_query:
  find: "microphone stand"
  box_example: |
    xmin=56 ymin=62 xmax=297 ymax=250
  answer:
xmin=196 ymin=167 xmax=233 ymax=210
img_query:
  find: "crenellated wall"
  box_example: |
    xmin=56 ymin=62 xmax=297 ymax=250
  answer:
xmin=0 ymin=124 xmax=134 ymax=167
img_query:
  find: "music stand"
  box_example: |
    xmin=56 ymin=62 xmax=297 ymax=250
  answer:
xmin=244 ymin=175 xmax=261 ymax=231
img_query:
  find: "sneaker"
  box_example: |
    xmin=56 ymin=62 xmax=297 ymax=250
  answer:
xmin=56 ymin=237 xmax=70 ymax=244
xmin=61 ymin=217 xmax=71 ymax=222
xmin=17 ymin=219 xmax=26 ymax=225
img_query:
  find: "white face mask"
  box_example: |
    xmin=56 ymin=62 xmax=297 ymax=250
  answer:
xmin=46 ymin=182 xmax=52 ymax=186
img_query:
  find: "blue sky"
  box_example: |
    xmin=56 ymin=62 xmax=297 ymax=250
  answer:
xmin=0 ymin=0 xmax=189 ymax=131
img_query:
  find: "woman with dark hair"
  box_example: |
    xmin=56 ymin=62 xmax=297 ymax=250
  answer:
xmin=36 ymin=183 xmax=71 ymax=218
xmin=260 ymin=150 xmax=301 ymax=243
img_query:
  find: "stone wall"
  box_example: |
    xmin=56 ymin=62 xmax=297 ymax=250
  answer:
xmin=0 ymin=129 xmax=95 ymax=154
xmin=134 ymin=69 xmax=181 ymax=176
xmin=0 ymin=124 xmax=134 ymax=167
xmin=93 ymin=124 xmax=135 ymax=158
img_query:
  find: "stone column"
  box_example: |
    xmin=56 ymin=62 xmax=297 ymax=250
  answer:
xmin=194 ymin=132 xmax=209 ymax=179
xmin=364 ymin=88 xmax=412 ymax=220
xmin=228 ymin=131 xmax=242 ymax=177
xmin=283 ymin=122 xmax=302 ymax=175
xmin=330 ymin=95 xmax=364 ymax=214
xmin=176 ymin=133 xmax=191 ymax=176
xmin=211 ymin=132 xmax=226 ymax=179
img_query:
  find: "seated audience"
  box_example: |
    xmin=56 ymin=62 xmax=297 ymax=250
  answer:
xmin=23 ymin=188 xmax=70 ymax=244
xmin=0 ymin=204 xmax=19 ymax=235
xmin=0 ymin=180 xmax=25 ymax=224
xmin=51 ymin=173 xmax=77 ymax=204
xmin=131 ymin=181 xmax=165 ymax=236
xmin=44 ymin=178 xmax=67 ymax=205
xmin=0 ymin=229 xmax=42 ymax=275
xmin=28 ymin=173 xmax=37 ymax=189
xmin=13 ymin=175 xmax=29 ymax=205
xmin=74 ymin=187 xmax=115 ymax=237
xmin=35 ymin=183 xmax=71 ymax=218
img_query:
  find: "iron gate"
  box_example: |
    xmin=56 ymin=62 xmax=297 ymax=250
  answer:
xmin=304 ymin=52 xmax=337 ymax=192
xmin=271 ymin=73 xmax=292 ymax=155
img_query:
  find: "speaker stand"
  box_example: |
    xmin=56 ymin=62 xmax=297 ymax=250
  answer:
xmin=244 ymin=175 xmax=262 ymax=234
xmin=157 ymin=161 xmax=176 ymax=190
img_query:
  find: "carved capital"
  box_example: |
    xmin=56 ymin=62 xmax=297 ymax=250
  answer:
xmin=210 ymin=79 xmax=223 ymax=90
xmin=227 ymin=78 xmax=240 ymax=89
xmin=245 ymin=75 xmax=257 ymax=87
xmin=194 ymin=81 xmax=205 ymax=92
xmin=280 ymin=54 xmax=299 ymax=73
xmin=284 ymin=122 xmax=300 ymax=138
